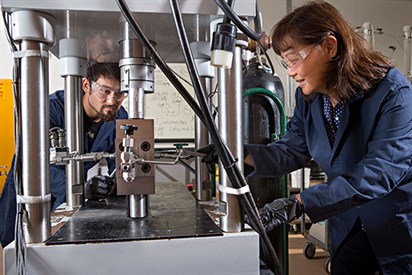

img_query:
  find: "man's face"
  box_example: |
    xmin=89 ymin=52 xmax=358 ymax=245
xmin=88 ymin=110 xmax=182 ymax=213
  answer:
xmin=82 ymin=76 xmax=124 ymax=123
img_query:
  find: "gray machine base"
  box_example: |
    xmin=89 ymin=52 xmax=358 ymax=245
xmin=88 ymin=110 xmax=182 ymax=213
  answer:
xmin=4 ymin=230 xmax=259 ymax=274
xmin=4 ymin=182 xmax=260 ymax=274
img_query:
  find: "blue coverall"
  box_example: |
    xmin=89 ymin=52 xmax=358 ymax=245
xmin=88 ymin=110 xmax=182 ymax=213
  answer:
xmin=245 ymin=68 xmax=412 ymax=274
xmin=0 ymin=90 xmax=128 ymax=247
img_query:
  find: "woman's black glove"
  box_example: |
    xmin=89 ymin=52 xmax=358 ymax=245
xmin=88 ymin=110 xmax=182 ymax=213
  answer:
xmin=196 ymin=144 xmax=251 ymax=174
xmin=196 ymin=144 xmax=218 ymax=174
xmin=84 ymin=175 xmax=116 ymax=200
xmin=247 ymin=195 xmax=303 ymax=232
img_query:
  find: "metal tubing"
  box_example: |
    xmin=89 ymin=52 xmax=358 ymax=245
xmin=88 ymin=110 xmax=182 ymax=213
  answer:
xmin=20 ymin=40 xmax=51 ymax=243
xmin=362 ymin=22 xmax=375 ymax=50
xmin=128 ymin=87 xmax=145 ymax=119
xmin=119 ymin=19 xmax=156 ymax=218
xmin=64 ymin=76 xmax=84 ymax=208
xmin=195 ymin=77 xmax=212 ymax=201
xmin=193 ymin=17 xmax=210 ymax=201
xmin=127 ymin=194 xmax=148 ymax=218
xmin=64 ymin=10 xmax=79 ymax=39
xmin=128 ymin=86 xmax=148 ymax=218
xmin=218 ymin=45 xmax=243 ymax=233
xmin=60 ymin=12 xmax=87 ymax=209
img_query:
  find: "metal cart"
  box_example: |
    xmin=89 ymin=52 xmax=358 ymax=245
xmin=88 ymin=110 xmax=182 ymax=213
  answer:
xmin=303 ymin=219 xmax=330 ymax=274
xmin=300 ymin=162 xmax=331 ymax=274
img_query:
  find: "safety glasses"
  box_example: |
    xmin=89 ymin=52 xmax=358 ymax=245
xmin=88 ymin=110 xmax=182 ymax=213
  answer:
xmin=280 ymin=45 xmax=316 ymax=70
xmin=91 ymin=82 xmax=127 ymax=101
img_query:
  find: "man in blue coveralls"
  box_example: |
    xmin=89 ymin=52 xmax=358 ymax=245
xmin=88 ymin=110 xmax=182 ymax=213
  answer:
xmin=0 ymin=61 xmax=128 ymax=247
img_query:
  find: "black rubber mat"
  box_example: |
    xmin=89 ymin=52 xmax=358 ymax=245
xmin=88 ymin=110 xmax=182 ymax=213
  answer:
xmin=46 ymin=182 xmax=222 ymax=245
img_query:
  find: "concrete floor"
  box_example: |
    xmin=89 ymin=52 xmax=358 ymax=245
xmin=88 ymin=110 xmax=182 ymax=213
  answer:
xmin=288 ymin=233 xmax=329 ymax=275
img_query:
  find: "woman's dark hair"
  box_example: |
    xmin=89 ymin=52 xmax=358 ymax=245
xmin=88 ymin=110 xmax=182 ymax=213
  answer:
xmin=86 ymin=60 xmax=120 ymax=84
xmin=271 ymin=0 xmax=392 ymax=100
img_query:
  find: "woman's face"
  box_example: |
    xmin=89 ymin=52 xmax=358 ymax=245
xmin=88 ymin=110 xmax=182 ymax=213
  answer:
xmin=279 ymin=35 xmax=337 ymax=98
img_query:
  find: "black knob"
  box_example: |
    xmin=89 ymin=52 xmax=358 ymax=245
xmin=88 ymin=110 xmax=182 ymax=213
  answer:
xmin=120 ymin=124 xmax=138 ymax=135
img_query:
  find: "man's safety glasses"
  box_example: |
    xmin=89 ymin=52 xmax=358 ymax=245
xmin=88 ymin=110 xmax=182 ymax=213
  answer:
xmin=91 ymin=82 xmax=127 ymax=101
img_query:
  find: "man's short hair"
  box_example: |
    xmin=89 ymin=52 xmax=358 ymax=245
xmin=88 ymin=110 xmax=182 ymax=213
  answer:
xmin=86 ymin=61 xmax=120 ymax=83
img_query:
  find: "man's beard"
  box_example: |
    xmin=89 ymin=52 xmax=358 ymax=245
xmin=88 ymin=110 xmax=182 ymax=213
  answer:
xmin=99 ymin=104 xmax=119 ymax=122
xmin=87 ymin=91 xmax=119 ymax=122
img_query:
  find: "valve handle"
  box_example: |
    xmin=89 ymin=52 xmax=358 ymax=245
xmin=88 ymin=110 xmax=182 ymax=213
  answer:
xmin=120 ymin=124 xmax=138 ymax=135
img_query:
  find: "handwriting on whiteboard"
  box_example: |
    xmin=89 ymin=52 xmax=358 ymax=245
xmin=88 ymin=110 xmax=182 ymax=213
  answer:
xmin=145 ymin=64 xmax=195 ymax=139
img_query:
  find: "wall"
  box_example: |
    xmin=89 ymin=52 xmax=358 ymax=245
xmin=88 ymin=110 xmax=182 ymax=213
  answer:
xmin=0 ymin=15 xmax=15 ymax=190
xmin=0 ymin=79 xmax=13 ymax=190
xmin=258 ymin=0 xmax=412 ymax=115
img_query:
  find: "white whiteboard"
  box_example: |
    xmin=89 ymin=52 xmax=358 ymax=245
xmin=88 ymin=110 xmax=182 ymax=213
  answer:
xmin=145 ymin=64 xmax=195 ymax=140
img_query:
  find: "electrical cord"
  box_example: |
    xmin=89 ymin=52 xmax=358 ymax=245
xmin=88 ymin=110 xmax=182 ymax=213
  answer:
xmin=168 ymin=1 xmax=282 ymax=274
xmin=169 ymin=66 xmax=193 ymax=87
xmin=115 ymin=0 xmax=282 ymax=273
xmin=2 ymin=9 xmax=27 ymax=275
xmin=258 ymin=41 xmax=276 ymax=75
xmin=14 ymin=53 xmax=26 ymax=275
xmin=222 ymin=0 xmax=234 ymax=24
xmin=213 ymin=0 xmax=262 ymax=41
xmin=253 ymin=1 xmax=263 ymax=34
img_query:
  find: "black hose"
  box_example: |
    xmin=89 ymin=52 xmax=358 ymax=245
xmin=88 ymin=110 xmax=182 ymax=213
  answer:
xmin=168 ymin=1 xmax=282 ymax=274
xmin=259 ymin=41 xmax=276 ymax=75
xmin=115 ymin=1 xmax=282 ymax=273
xmin=254 ymin=1 xmax=262 ymax=34
xmin=115 ymin=0 xmax=205 ymax=124
xmin=166 ymin=1 xmax=232 ymax=163
xmin=213 ymin=0 xmax=262 ymax=41
xmin=222 ymin=0 xmax=235 ymax=24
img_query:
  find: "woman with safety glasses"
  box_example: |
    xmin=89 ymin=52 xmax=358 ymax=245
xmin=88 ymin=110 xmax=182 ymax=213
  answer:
xmin=244 ymin=1 xmax=412 ymax=274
